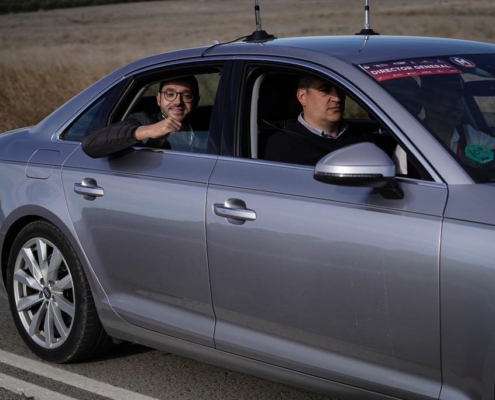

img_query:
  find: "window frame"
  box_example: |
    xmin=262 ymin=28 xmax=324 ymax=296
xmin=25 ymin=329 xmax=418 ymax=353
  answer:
xmin=60 ymin=79 xmax=129 ymax=142
xmin=61 ymin=59 xmax=234 ymax=157
xmin=232 ymin=58 xmax=435 ymax=182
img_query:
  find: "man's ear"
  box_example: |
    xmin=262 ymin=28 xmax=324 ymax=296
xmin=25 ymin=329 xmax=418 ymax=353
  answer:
xmin=296 ymin=88 xmax=307 ymax=107
xmin=156 ymin=92 xmax=161 ymax=106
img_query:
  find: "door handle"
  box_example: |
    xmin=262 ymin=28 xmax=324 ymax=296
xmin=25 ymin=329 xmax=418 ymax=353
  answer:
xmin=213 ymin=198 xmax=257 ymax=225
xmin=74 ymin=178 xmax=104 ymax=200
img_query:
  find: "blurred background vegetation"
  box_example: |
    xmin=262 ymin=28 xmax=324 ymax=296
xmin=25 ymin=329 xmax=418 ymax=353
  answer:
xmin=0 ymin=0 xmax=164 ymax=14
xmin=0 ymin=0 xmax=493 ymax=132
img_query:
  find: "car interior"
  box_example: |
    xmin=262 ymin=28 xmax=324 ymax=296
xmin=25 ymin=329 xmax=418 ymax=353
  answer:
xmin=249 ymin=71 xmax=434 ymax=181
xmin=254 ymin=72 xmax=301 ymax=159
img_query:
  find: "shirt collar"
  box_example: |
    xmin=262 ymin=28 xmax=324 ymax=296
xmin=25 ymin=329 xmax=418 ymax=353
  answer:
xmin=298 ymin=113 xmax=348 ymax=139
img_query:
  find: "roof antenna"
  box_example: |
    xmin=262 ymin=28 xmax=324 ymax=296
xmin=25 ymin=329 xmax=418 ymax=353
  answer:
xmin=244 ymin=0 xmax=276 ymax=42
xmin=356 ymin=0 xmax=379 ymax=35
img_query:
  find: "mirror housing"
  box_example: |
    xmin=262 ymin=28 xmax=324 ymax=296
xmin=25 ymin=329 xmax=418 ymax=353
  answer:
xmin=314 ymin=143 xmax=403 ymax=199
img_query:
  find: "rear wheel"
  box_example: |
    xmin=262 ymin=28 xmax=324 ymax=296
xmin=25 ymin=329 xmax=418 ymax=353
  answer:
xmin=6 ymin=220 xmax=112 ymax=363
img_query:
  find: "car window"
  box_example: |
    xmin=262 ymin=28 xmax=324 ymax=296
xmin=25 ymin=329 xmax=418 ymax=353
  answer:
xmin=360 ymin=54 xmax=495 ymax=183
xmin=73 ymin=65 xmax=224 ymax=156
xmin=63 ymin=97 xmax=107 ymax=141
xmin=62 ymin=82 xmax=125 ymax=142
xmin=241 ymin=67 xmax=430 ymax=181
xmin=114 ymin=69 xmax=223 ymax=155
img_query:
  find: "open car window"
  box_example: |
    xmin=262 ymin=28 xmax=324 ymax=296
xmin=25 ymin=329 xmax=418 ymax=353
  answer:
xmin=242 ymin=67 xmax=432 ymax=181
xmin=63 ymin=65 xmax=224 ymax=156
xmin=117 ymin=69 xmax=222 ymax=155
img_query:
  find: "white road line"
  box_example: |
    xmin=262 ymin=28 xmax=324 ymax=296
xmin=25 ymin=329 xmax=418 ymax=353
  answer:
xmin=0 ymin=349 xmax=159 ymax=400
xmin=0 ymin=372 xmax=76 ymax=400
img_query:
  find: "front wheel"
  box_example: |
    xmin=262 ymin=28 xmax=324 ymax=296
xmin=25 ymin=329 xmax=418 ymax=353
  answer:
xmin=6 ymin=220 xmax=112 ymax=363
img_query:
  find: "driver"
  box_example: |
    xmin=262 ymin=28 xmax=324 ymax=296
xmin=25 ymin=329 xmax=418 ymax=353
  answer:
xmin=261 ymin=76 xmax=375 ymax=165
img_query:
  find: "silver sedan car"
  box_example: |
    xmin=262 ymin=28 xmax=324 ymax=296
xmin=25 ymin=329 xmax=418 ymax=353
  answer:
xmin=1 ymin=33 xmax=495 ymax=400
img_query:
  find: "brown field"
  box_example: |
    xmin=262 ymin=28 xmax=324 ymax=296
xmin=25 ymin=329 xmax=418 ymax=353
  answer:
xmin=0 ymin=0 xmax=494 ymax=132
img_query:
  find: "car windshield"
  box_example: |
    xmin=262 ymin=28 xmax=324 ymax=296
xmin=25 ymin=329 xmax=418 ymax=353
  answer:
xmin=360 ymin=54 xmax=495 ymax=183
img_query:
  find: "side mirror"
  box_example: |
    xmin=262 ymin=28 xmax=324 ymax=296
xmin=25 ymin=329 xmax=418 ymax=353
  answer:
xmin=314 ymin=142 xmax=403 ymax=199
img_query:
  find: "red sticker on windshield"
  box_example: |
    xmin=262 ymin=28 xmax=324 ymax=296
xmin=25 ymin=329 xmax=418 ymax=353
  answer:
xmin=360 ymin=59 xmax=462 ymax=81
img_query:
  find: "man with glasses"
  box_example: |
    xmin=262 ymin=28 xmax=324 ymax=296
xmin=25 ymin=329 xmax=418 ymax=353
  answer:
xmin=82 ymin=76 xmax=199 ymax=158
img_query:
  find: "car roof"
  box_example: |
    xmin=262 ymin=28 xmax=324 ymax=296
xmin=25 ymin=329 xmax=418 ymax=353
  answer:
xmin=206 ymin=35 xmax=495 ymax=64
xmin=106 ymin=35 xmax=495 ymax=81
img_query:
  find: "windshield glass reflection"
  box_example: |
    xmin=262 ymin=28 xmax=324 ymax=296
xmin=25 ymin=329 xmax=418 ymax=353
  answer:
xmin=361 ymin=54 xmax=495 ymax=183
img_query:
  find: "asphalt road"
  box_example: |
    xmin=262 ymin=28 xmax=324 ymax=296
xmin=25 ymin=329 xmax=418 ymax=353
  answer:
xmin=0 ymin=293 xmax=335 ymax=400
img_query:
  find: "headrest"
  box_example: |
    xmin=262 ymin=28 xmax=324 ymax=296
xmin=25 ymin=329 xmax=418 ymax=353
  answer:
xmin=258 ymin=74 xmax=301 ymax=121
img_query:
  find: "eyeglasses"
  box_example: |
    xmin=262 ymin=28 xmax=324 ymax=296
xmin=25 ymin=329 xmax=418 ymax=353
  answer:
xmin=160 ymin=90 xmax=195 ymax=103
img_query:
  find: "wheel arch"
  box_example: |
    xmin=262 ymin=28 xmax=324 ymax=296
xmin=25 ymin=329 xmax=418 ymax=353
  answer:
xmin=0 ymin=205 xmax=104 ymax=304
xmin=1 ymin=214 xmax=41 ymax=290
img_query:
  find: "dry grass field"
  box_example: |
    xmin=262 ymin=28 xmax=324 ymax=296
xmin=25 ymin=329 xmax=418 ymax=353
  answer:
xmin=0 ymin=0 xmax=494 ymax=131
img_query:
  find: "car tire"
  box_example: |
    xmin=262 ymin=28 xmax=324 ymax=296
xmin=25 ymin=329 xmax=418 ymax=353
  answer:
xmin=6 ymin=220 xmax=112 ymax=363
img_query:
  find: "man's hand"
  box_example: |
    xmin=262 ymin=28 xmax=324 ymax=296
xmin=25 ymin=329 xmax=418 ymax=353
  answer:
xmin=133 ymin=117 xmax=182 ymax=141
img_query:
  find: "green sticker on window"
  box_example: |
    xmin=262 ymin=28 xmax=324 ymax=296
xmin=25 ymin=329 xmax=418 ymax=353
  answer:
xmin=464 ymin=144 xmax=495 ymax=163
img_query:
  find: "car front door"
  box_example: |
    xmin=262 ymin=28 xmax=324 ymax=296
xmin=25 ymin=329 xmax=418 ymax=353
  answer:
xmin=206 ymin=62 xmax=444 ymax=397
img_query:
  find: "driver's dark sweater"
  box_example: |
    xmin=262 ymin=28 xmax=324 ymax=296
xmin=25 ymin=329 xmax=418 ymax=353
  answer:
xmin=260 ymin=121 xmax=376 ymax=166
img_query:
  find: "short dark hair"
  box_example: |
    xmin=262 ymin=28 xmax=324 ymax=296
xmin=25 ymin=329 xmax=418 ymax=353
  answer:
xmin=297 ymin=76 xmax=344 ymax=99
xmin=297 ymin=76 xmax=317 ymax=89
xmin=159 ymin=75 xmax=199 ymax=95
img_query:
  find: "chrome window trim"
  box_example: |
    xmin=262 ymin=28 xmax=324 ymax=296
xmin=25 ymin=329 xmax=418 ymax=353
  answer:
xmin=133 ymin=147 xmax=220 ymax=160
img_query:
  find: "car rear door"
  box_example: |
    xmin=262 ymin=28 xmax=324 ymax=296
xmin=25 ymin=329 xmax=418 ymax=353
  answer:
xmin=63 ymin=150 xmax=217 ymax=346
xmin=61 ymin=61 xmax=232 ymax=347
